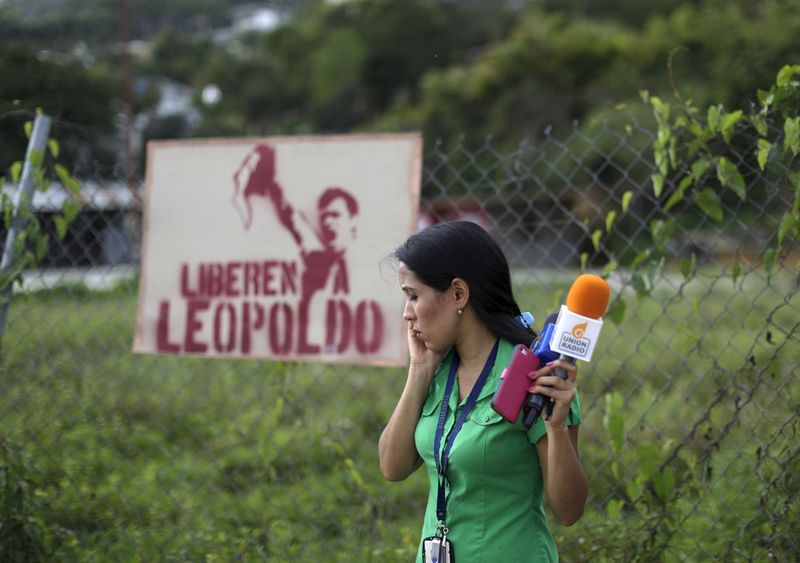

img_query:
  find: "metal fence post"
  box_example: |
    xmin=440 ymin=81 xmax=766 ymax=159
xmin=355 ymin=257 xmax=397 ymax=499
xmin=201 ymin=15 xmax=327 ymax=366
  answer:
xmin=0 ymin=113 xmax=53 ymax=340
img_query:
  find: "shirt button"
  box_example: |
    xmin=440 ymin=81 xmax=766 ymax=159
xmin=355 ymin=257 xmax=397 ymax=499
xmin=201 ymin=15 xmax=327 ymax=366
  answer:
xmin=485 ymin=416 xmax=490 ymax=422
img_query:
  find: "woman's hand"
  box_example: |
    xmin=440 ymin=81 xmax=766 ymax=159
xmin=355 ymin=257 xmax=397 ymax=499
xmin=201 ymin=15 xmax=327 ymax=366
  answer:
xmin=379 ymin=322 xmax=444 ymax=481
xmin=407 ymin=321 xmax=444 ymax=378
xmin=527 ymin=359 xmax=577 ymax=427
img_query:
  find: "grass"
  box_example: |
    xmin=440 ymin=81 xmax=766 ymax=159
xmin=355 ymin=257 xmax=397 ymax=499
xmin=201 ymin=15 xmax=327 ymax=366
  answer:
xmin=1 ymin=266 xmax=798 ymax=561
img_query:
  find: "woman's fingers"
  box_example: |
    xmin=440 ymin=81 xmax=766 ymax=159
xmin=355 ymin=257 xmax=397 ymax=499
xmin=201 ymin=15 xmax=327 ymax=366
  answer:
xmin=527 ymin=360 xmax=577 ymax=394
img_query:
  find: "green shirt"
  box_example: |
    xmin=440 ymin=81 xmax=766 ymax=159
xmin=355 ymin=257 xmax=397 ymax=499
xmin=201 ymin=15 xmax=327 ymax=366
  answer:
xmin=414 ymin=339 xmax=582 ymax=563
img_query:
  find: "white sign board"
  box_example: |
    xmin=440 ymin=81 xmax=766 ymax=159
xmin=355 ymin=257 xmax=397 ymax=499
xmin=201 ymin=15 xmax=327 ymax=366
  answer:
xmin=133 ymin=134 xmax=422 ymax=366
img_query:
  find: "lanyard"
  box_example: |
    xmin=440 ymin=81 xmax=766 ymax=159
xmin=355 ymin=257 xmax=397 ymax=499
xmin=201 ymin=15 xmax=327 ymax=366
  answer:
xmin=433 ymin=339 xmax=499 ymax=524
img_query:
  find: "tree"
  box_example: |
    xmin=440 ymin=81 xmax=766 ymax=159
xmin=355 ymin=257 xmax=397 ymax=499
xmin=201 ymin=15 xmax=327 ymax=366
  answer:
xmin=0 ymin=44 xmax=116 ymax=177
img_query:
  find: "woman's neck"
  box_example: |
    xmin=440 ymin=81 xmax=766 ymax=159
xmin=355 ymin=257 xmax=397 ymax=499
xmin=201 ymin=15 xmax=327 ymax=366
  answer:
xmin=455 ymin=321 xmax=497 ymax=374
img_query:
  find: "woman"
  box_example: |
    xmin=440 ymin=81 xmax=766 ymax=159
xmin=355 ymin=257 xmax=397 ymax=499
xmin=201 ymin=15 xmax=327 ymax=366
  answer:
xmin=379 ymin=221 xmax=587 ymax=562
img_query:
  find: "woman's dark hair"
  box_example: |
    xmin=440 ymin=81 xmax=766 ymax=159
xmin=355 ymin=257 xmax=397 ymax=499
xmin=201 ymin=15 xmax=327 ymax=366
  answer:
xmin=394 ymin=221 xmax=535 ymax=346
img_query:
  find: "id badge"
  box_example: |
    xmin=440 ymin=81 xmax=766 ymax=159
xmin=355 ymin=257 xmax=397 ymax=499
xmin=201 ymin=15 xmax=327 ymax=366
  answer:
xmin=422 ymin=535 xmax=455 ymax=563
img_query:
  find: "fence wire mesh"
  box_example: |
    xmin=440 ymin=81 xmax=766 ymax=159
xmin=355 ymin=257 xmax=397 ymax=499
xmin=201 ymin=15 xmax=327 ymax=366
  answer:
xmin=2 ymin=120 xmax=798 ymax=561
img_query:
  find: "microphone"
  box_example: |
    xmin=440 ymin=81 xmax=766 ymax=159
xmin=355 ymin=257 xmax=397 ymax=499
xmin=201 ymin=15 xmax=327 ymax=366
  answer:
xmin=521 ymin=274 xmax=611 ymax=428
xmin=519 ymin=313 xmax=559 ymax=428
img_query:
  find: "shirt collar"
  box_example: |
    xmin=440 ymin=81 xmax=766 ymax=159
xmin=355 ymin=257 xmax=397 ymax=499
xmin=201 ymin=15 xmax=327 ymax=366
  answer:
xmin=433 ymin=338 xmax=516 ymax=407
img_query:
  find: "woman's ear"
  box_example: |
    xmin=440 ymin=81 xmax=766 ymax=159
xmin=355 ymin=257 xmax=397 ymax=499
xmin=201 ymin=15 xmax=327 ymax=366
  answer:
xmin=450 ymin=278 xmax=470 ymax=310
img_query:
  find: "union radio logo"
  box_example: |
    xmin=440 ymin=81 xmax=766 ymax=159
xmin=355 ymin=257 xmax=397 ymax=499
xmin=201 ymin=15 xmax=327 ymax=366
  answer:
xmin=559 ymin=320 xmax=591 ymax=357
xmin=571 ymin=321 xmax=588 ymax=339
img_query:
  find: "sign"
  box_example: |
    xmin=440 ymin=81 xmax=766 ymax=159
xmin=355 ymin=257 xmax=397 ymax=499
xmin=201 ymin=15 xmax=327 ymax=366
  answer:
xmin=133 ymin=134 xmax=422 ymax=366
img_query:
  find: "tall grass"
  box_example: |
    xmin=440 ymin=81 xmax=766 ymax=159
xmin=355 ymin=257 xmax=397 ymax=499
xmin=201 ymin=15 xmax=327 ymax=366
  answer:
xmin=1 ymin=268 xmax=797 ymax=561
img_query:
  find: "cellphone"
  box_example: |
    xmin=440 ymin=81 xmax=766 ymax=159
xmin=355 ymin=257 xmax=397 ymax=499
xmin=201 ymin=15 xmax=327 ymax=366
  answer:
xmin=491 ymin=344 xmax=541 ymax=423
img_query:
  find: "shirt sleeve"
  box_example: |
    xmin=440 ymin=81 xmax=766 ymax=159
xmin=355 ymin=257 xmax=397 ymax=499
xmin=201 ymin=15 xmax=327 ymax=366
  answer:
xmin=526 ymin=388 xmax=582 ymax=444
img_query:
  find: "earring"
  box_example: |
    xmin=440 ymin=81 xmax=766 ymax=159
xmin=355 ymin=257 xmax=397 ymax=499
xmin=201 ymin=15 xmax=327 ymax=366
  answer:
xmin=457 ymin=308 xmax=463 ymax=316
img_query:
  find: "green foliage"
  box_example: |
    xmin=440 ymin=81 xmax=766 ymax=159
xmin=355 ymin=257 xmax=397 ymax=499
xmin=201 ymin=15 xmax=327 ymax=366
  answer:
xmin=0 ymin=116 xmax=81 ymax=312
xmin=0 ymin=44 xmax=116 ymax=175
xmin=642 ymin=64 xmax=800 ymax=279
xmin=3 ymin=269 xmax=799 ymax=559
xmin=0 ymin=439 xmax=53 ymax=562
xmin=146 ymin=29 xmax=213 ymax=84
xmin=4 ymin=0 xmax=800 ymax=180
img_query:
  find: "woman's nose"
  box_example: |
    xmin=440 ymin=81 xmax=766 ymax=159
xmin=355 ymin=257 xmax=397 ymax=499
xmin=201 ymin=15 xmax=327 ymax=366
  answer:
xmin=403 ymin=301 xmax=414 ymax=320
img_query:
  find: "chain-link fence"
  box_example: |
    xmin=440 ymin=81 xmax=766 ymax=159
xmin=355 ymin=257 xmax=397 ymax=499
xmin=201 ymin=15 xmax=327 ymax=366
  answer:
xmin=2 ymin=120 xmax=798 ymax=561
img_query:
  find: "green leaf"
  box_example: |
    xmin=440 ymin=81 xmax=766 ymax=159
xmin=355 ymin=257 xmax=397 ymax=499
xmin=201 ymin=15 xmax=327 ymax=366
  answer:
xmin=669 ymin=135 xmax=677 ymax=168
xmin=24 ymin=120 xmax=32 ymax=138
xmin=680 ymin=253 xmax=696 ymax=279
xmin=720 ymin=110 xmax=743 ymax=143
xmin=653 ymin=467 xmax=676 ymax=502
xmin=693 ymin=188 xmax=723 ymax=222
xmin=607 ymin=299 xmax=626 ymax=325
xmin=29 ymin=147 xmax=44 ymax=169
xmin=757 ymin=139 xmax=773 ymax=171
xmin=764 ymin=247 xmax=777 ymax=279
xmin=627 ymin=478 xmax=644 ymax=501
xmin=64 ymin=176 xmax=81 ymax=197
xmin=580 ymin=252 xmax=588 ymax=272
xmin=647 ymin=256 xmax=664 ymax=289
xmin=776 ymin=64 xmax=797 ymax=87
xmin=732 ymin=255 xmax=741 ymax=284
xmin=716 ymin=157 xmax=746 ymax=199
xmin=751 ymin=114 xmax=768 ymax=137
xmin=784 ymin=117 xmax=800 ymax=156
xmin=606 ymin=499 xmax=624 ymax=520
xmin=690 ymin=157 xmax=711 ymax=181
xmin=53 ymin=162 xmax=81 ymax=195
xmin=55 ymin=163 xmax=70 ymax=183
xmin=652 ymin=173 xmax=664 ymax=198
xmin=605 ymin=210 xmax=617 ymax=233
xmin=649 ymin=218 xmax=674 ymax=251
xmin=35 ymin=233 xmax=49 ymax=261
xmin=778 ymin=213 xmax=796 ymax=246
xmin=631 ymin=273 xmax=648 ymax=298
xmin=665 ymin=175 xmax=693 ymax=212
xmin=650 ymin=96 xmax=670 ymax=125
xmin=630 ymin=248 xmax=650 ymax=269
xmin=48 ymin=138 xmax=60 ymax=159
xmin=62 ymin=200 xmax=80 ymax=223
xmin=55 ymin=216 xmax=68 ymax=240
xmin=604 ymin=392 xmax=625 ymax=454
xmin=10 ymin=161 xmax=22 ymax=183
xmin=2 ymin=193 xmax=12 ymax=228
xmin=621 ymin=191 xmax=633 ymax=214
xmin=790 ymin=170 xmax=800 ymax=210
xmin=23 ymin=249 xmax=36 ymax=268
xmin=636 ymin=444 xmax=659 ymax=479
xmin=33 ymin=167 xmax=47 ymax=191
xmin=707 ymin=104 xmax=721 ymax=133
xmin=757 ymin=88 xmax=774 ymax=112
xmin=600 ymin=260 xmax=619 ymax=277
xmin=591 ymin=229 xmax=602 ymax=251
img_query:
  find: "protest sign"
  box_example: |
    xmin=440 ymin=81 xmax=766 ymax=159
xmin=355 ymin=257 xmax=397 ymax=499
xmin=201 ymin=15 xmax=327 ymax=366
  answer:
xmin=134 ymin=134 xmax=421 ymax=365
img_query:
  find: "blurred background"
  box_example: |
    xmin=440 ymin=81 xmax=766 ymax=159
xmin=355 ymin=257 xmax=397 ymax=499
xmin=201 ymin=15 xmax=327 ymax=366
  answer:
xmin=1 ymin=0 xmax=799 ymax=561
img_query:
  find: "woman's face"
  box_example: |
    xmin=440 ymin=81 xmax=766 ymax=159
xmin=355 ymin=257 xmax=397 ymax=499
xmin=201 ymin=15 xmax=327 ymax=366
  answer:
xmin=398 ymin=262 xmax=458 ymax=352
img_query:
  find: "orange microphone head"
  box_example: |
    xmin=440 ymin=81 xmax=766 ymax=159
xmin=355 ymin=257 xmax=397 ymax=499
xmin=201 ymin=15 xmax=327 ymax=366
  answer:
xmin=565 ymin=274 xmax=610 ymax=319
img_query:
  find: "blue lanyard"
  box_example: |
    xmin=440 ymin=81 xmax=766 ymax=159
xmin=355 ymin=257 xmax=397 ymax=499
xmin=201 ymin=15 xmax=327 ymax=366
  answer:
xmin=434 ymin=339 xmax=499 ymax=523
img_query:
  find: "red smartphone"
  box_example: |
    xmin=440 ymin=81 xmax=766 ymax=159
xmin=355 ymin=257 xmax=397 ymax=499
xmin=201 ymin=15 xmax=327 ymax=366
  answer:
xmin=492 ymin=344 xmax=541 ymax=423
